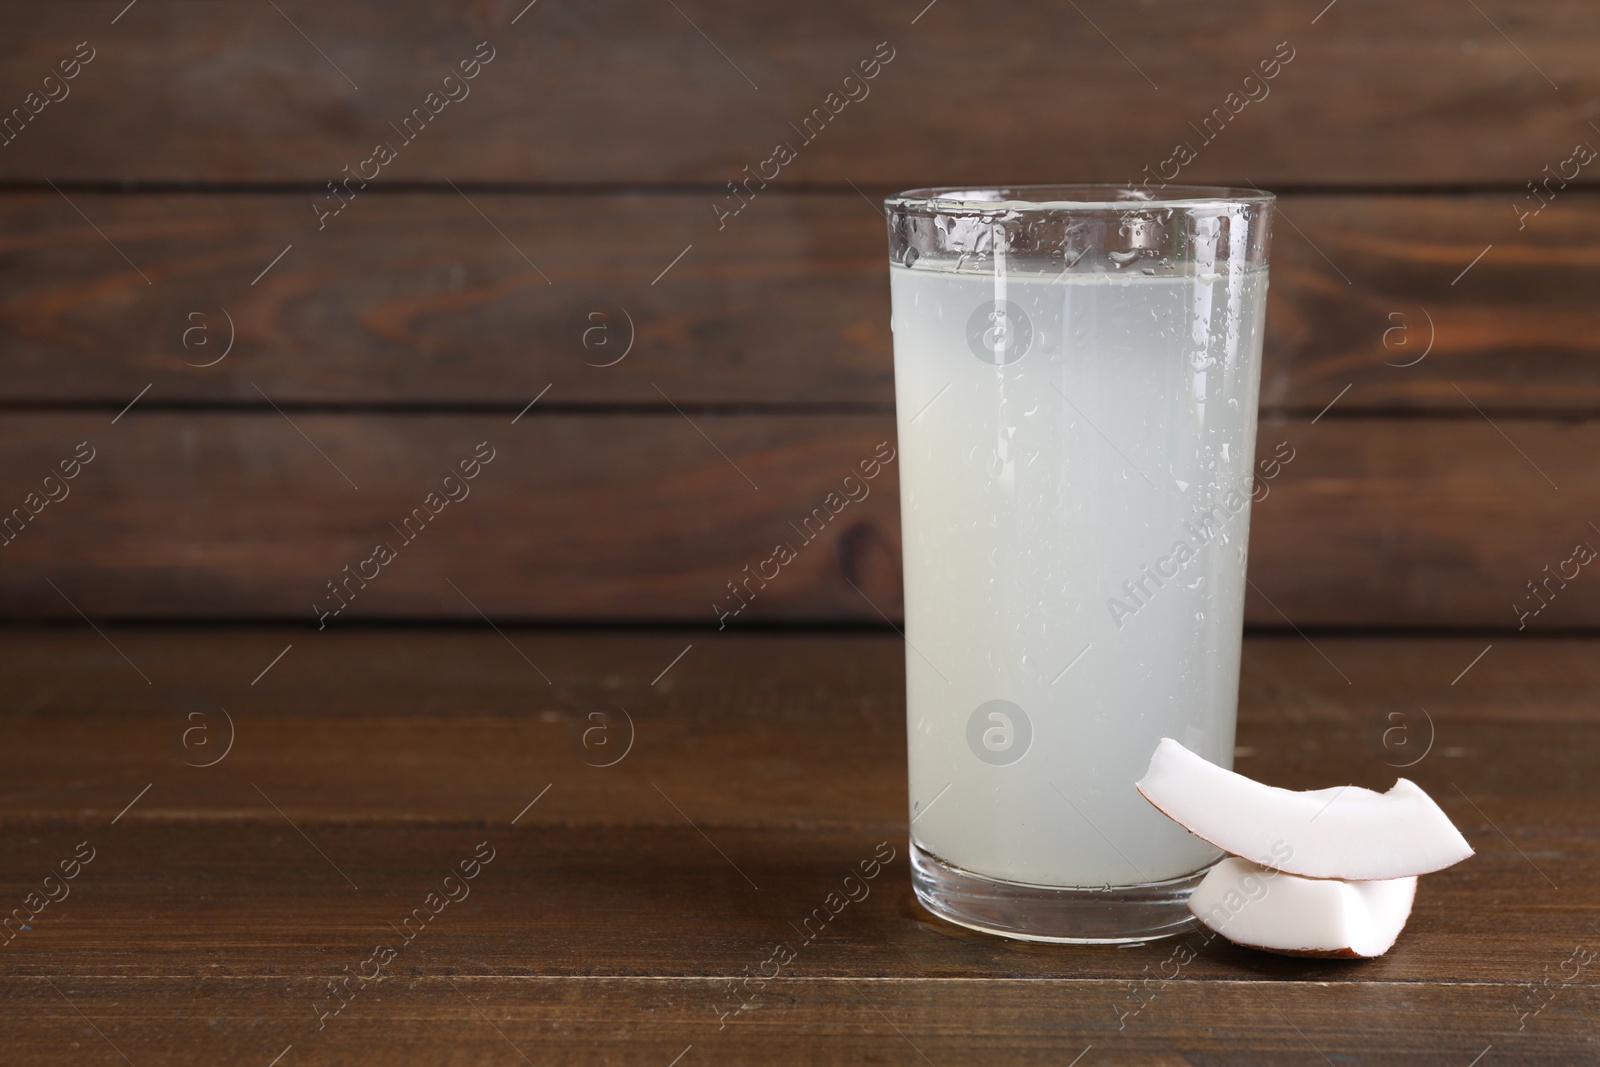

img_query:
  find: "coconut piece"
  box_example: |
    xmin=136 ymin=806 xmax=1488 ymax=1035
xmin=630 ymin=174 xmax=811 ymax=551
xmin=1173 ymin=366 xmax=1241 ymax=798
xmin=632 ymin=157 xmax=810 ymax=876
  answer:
xmin=1136 ymin=737 xmax=1472 ymax=880
xmin=1189 ymin=857 xmax=1417 ymax=958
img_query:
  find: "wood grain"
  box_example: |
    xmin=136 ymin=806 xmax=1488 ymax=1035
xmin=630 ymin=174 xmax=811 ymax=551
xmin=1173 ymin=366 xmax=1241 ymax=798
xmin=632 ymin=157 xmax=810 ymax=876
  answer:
xmin=0 ymin=1 xmax=1595 ymax=184
xmin=0 ymin=191 xmax=894 ymax=407
xmin=0 ymin=412 xmax=907 ymax=624
xmin=2 ymin=191 xmax=1598 ymax=411
xmin=0 ymin=413 xmax=1597 ymax=627
xmin=1248 ymin=414 xmax=1599 ymax=630
xmin=0 ymin=630 xmax=1594 ymax=1063
xmin=5 ymin=975 xmax=1588 ymax=1065
xmin=0 ymin=630 xmax=1594 ymax=823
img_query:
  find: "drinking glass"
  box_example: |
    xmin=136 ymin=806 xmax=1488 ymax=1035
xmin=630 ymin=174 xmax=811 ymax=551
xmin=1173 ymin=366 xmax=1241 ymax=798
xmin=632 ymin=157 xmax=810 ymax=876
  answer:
xmin=886 ymin=184 xmax=1274 ymax=942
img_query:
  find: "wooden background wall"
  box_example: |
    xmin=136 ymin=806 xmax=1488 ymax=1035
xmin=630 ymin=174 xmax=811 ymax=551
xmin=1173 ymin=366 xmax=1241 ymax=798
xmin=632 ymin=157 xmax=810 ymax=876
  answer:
xmin=1 ymin=0 xmax=1597 ymax=629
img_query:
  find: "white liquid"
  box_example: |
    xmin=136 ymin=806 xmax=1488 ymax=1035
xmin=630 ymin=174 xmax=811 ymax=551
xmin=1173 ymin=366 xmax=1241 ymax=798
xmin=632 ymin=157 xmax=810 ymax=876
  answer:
xmin=892 ymin=263 xmax=1268 ymax=886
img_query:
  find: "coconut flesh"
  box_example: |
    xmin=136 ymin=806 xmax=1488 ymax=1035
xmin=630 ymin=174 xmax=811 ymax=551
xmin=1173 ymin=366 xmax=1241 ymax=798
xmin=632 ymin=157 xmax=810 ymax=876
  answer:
xmin=1188 ymin=857 xmax=1418 ymax=958
xmin=1136 ymin=738 xmax=1472 ymax=957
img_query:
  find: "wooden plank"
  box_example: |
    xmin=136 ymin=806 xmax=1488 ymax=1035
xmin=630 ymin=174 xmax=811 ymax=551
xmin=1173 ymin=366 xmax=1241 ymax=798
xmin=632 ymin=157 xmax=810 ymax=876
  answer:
xmin=0 ymin=412 xmax=906 ymax=624
xmin=0 ymin=413 xmax=1596 ymax=627
xmin=3 ymin=976 xmax=1589 ymax=1065
xmin=3 ymin=630 xmax=1594 ymax=826
xmin=0 ymin=818 xmax=1590 ymax=980
xmin=0 ymin=191 xmax=894 ymax=407
xmin=0 ymin=631 xmax=1595 ymax=1061
xmin=0 ymin=1 xmax=1594 ymax=184
xmin=2 ymin=191 xmax=1598 ymax=411
xmin=1 ymin=816 xmax=1593 ymax=979
xmin=1262 ymin=194 xmax=1600 ymax=414
xmin=1247 ymin=414 xmax=1599 ymax=630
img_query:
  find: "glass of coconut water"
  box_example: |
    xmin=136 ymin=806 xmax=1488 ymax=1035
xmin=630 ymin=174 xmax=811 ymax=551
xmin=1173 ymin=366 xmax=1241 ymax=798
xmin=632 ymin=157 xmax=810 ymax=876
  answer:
xmin=887 ymin=185 xmax=1275 ymax=942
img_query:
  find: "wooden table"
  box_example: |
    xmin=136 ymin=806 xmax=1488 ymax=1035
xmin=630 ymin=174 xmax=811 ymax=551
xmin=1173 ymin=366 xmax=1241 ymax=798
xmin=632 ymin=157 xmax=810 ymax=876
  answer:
xmin=2 ymin=628 xmax=1595 ymax=1064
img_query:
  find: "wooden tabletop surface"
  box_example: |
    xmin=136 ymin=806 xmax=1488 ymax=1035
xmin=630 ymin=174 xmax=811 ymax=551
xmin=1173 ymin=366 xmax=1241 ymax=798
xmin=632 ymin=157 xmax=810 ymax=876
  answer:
xmin=2 ymin=627 xmax=1595 ymax=1065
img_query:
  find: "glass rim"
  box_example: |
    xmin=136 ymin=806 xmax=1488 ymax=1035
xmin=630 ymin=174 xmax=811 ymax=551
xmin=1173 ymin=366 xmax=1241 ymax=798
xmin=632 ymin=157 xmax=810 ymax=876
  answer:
xmin=884 ymin=183 xmax=1276 ymax=212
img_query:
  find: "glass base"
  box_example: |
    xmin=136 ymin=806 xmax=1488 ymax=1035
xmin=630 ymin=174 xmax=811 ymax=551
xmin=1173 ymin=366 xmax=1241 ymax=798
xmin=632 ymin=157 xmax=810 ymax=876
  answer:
xmin=910 ymin=840 xmax=1213 ymax=944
